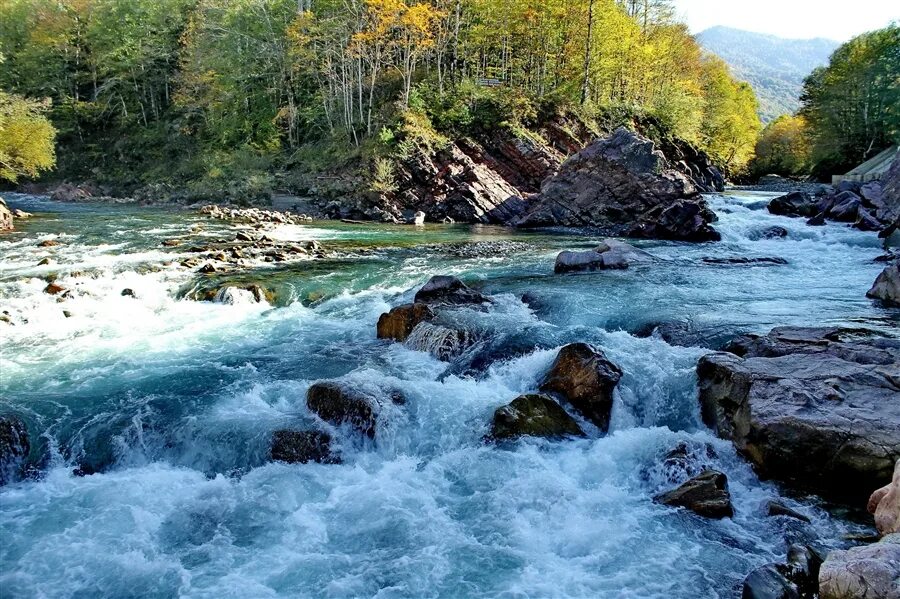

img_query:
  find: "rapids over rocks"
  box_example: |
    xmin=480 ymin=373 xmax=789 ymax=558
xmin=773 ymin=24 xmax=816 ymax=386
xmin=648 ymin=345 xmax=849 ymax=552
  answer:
xmin=0 ymin=191 xmax=897 ymax=598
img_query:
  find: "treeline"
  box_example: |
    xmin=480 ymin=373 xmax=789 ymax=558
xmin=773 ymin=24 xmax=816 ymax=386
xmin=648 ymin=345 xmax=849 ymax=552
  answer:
xmin=0 ymin=0 xmax=761 ymax=199
xmin=751 ymin=24 xmax=899 ymax=180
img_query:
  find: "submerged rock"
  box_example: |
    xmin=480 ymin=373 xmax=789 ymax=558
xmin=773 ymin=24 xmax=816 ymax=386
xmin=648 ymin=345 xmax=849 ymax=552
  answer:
xmin=742 ymin=563 xmax=799 ymax=599
xmin=766 ymin=500 xmax=812 ymax=524
xmin=413 ymin=275 xmax=488 ymax=306
xmin=698 ymin=327 xmax=900 ymax=503
xmin=867 ymin=261 xmax=900 ymax=306
xmin=818 ymin=535 xmax=900 ymax=599
xmin=539 ymin=343 xmax=623 ymax=432
xmin=306 ymin=382 xmax=399 ymax=439
xmin=270 ymin=430 xmax=339 ymax=464
xmin=376 ymin=303 xmax=434 ymax=342
xmin=701 ymin=257 xmax=788 ymax=265
xmin=762 ymin=226 xmax=789 ymax=239
xmin=554 ymin=239 xmax=653 ymax=273
xmin=0 ymin=415 xmax=29 ymax=485
xmin=489 ymin=394 xmax=585 ymax=440
xmin=655 ymin=469 xmax=734 ymax=519
xmin=518 ymin=128 xmax=719 ymax=241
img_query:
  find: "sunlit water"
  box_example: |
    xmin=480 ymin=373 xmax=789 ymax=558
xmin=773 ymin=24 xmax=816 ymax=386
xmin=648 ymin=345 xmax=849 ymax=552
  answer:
xmin=0 ymin=192 xmax=896 ymax=598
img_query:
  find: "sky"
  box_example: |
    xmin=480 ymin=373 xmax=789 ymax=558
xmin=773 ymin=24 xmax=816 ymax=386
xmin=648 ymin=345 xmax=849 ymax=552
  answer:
xmin=673 ymin=0 xmax=898 ymax=41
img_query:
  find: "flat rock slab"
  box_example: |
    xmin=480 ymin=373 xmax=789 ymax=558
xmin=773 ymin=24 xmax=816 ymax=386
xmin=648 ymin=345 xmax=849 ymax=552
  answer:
xmin=698 ymin=327 xmax=900 ymax=503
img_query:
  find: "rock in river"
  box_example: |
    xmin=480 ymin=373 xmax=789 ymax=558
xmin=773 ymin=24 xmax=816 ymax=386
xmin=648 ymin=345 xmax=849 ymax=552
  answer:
xmin=698 ymin=327 xmax=900 ymax=503
xmin=655 ymin=469 xmax=734 ymax=519
xmin=489 ymin=394 xmax=585 ymax=440
xmin=869 ymin=460 xmax=900 ymax=537
xmin=867 ymin=261 xmax=900 ymax=306
xmin=306 ymin=382 xmax=402 ymax=439
xmin=376 ymin=303 xmax=435 ymax=342
xmin=517 ymin=128 xmax=720 ymax=242
xmin=0 ymin=198 xmax=13 ymax=231
xmin=413 ymin=275 xmax=488 ymax=306
xmin=554 ymin=239 xmax=653 ymax=273
xmin=270 ymin=430 xmax=339 ymax=464
xmin=539 ymin=343 xmax=623 ymax=432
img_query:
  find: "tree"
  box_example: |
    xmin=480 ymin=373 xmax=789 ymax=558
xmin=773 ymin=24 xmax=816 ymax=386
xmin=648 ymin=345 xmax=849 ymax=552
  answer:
xmin=800 ymin=25 xmax=900 ymax=175
xmin=750 ymin=114 xmax=810 ymax=177
xmin=0 ymin=90 xmax=56 ymax=183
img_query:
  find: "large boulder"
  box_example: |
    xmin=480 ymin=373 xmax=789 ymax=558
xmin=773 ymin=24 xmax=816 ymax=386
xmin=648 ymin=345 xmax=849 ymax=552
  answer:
xmin=818 ymin=535 xmax=900 ymax=599
xmin=878 ymin=155 xmax=900 ymax=224
xmin=376 ymin=303 xmax=435 ymax=342
xmin=413 ymin=275 xmax=488 ymax=306
xmin=867 ymin=261 xmax=900 ymax=306
xmin=0 ymin=198 xmax=13 ymax=231
xmin=0 ymin=415 xmax=29 ymax=485
xmin=489 ymin=394 xmax=585 ymax=440
xmin=539 ymin=343 xmax=623 ymax=432
xmin=270 ymin=429 xmax=339 ymax=464
xmin=517 ymin=128 xmax=719 ymax=241
xmin=654 ymin=469 xmax=734 ymax=519
xmin=742 ymin=545 xmax=823 ymax=599
xmin=306 ymin=382 xmax=389 ymax=439
xmin=826 ymin=191 xmax=862 ymax=222
xmin=869 ymin=460 xmax=900 ymax=537
xmin=698 ymin=327 xmax=900 ymax=503
xmin=767 ymin=192 xmax=819 ymax=218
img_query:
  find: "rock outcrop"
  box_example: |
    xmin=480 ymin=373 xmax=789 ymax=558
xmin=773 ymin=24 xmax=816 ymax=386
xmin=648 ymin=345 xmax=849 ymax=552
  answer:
xmin=270 ymin=429 xmax=339 ymax=464
xmin=554 ymin=239 xmax=654 ymax=273
xmin=655 ymin=469 xmax=734 ymax=519
xmin=517 ymin=128 xmax=720 ymax=241
xmin=489 ymin=394 xmax=585 ymax=440
xmin=0 ymin=415 xmax=29 ymax=485
xmin=867 ymin=261 xmax=900 ymax=306
xmin=698 ymin=327 xmax=900 ymax=503
xmin=0 ymin=198 xmax=13 ymax=231
xmin=306 ymin=382 xmax=398 ymax=439
xmin=818 ymin=534 xmax=900 ymax=599
xmin=869 ymin=460 xmax=900 ymax=537
xmin=539 ymin=343 xmax=623 ymax=432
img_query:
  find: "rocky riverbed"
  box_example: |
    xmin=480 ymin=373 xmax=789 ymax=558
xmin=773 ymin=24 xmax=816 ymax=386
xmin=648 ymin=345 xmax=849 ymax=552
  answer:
xmin=0 ymin=188 xmax=898 ymax=598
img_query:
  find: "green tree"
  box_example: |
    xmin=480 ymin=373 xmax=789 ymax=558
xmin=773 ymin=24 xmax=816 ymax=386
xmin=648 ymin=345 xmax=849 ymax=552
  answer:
xmin=0 ymin=90 xmax=57 ymax=183
xmin=750 ymin=114 xmax=811 ymax=177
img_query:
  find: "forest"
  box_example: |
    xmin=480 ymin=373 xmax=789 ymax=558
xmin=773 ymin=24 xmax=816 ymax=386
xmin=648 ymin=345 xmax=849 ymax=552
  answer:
xmin=0 ymin=1 xmax=896 ymax=199
xmin=0 ymin=0 xmax=762 ymax=200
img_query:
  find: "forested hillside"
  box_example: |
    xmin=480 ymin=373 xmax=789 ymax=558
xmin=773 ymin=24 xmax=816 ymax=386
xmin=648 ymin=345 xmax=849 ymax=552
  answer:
xmin=0 ymin=0 xmax=760 ymax=203
xmin=697 ymin=26 xmax=837 ymax=123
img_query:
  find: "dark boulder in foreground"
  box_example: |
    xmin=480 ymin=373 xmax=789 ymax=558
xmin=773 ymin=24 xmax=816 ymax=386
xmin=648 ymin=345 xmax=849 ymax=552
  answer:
xmin=270 ymin=429 xmax=339 ymax=464
xmin=743 ymin=544 xmax=823 ymax=599
xmin=867 ymin=261 xmax=900 ymax=306
xmin=655 ymin=469 xmax=734 ymax=519
xmin=376 ymin=303 xmax=434 ymax=342
xmin=554 ymin=239 xmax=654 ymax=273
xmin=0 ymin=415 xmax=29 ymax=485
xmin=489 ymin=394 xmax=585 ymax=440
xmin=413 ymin=275 xmax=488 ymax=306
xmin=306 ymin=382 xmax=387 ymax=439
xmin=517 ymin=128 xmax=720 ymax=242
xmin=698 ymin=327 xmax=900 ymax=503
xmin=539 ymin=343 xmax=623 ymax=432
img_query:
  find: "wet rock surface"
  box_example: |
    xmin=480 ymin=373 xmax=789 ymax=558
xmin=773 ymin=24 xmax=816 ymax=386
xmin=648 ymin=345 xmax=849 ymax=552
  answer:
xmin=0 ymin=415 xmax=29 ymax=485
xmin=0 ymin=198 xmax=13 ymax=231
xmin=270 ymin=430 xmax=339 ymax=464
xmin=306 ymin=382 xmax=386 ymax=439
xmin=698 ymin=327 xmax=900 ymax=503
xmin=539 ymin=343 xmax=623 ymax=432
xmin=489 ymin=394 xmax=585 ymax=440
xmin=655 ymin=469 xmax=734 ymax=519
xmin=376 ymin=303 xmax=435 ymax=342
xmin=554 ymin=239 xmax=654 ymax=273
xmin=867 ymin=261 xmax=900 ymax=306
xmin=413 ymin=275 xmax=489 ymax=306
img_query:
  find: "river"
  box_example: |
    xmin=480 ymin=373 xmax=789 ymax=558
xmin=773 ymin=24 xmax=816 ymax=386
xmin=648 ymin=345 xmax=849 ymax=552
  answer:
xmin=0 ymin=191 xmax=895 ymax=598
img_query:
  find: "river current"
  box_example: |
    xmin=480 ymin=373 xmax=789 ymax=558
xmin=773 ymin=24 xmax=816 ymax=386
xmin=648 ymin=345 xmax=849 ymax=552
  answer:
xmin=0 ymin=191 xmax=896 ymax=598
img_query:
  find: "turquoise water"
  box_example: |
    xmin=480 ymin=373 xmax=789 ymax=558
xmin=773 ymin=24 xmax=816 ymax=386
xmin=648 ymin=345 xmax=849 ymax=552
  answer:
xmin=0 ymin=192 xmax=895 ymax=598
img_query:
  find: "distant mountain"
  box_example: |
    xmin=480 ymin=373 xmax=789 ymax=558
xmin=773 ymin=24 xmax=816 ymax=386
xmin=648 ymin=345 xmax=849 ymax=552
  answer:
xmin=697 ymin=26 xmax=839 ymax=123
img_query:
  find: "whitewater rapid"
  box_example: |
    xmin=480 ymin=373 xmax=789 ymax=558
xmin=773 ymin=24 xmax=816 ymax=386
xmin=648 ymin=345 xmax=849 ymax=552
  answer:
xmin=0 ymin=192 xmax=894 ymax=598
